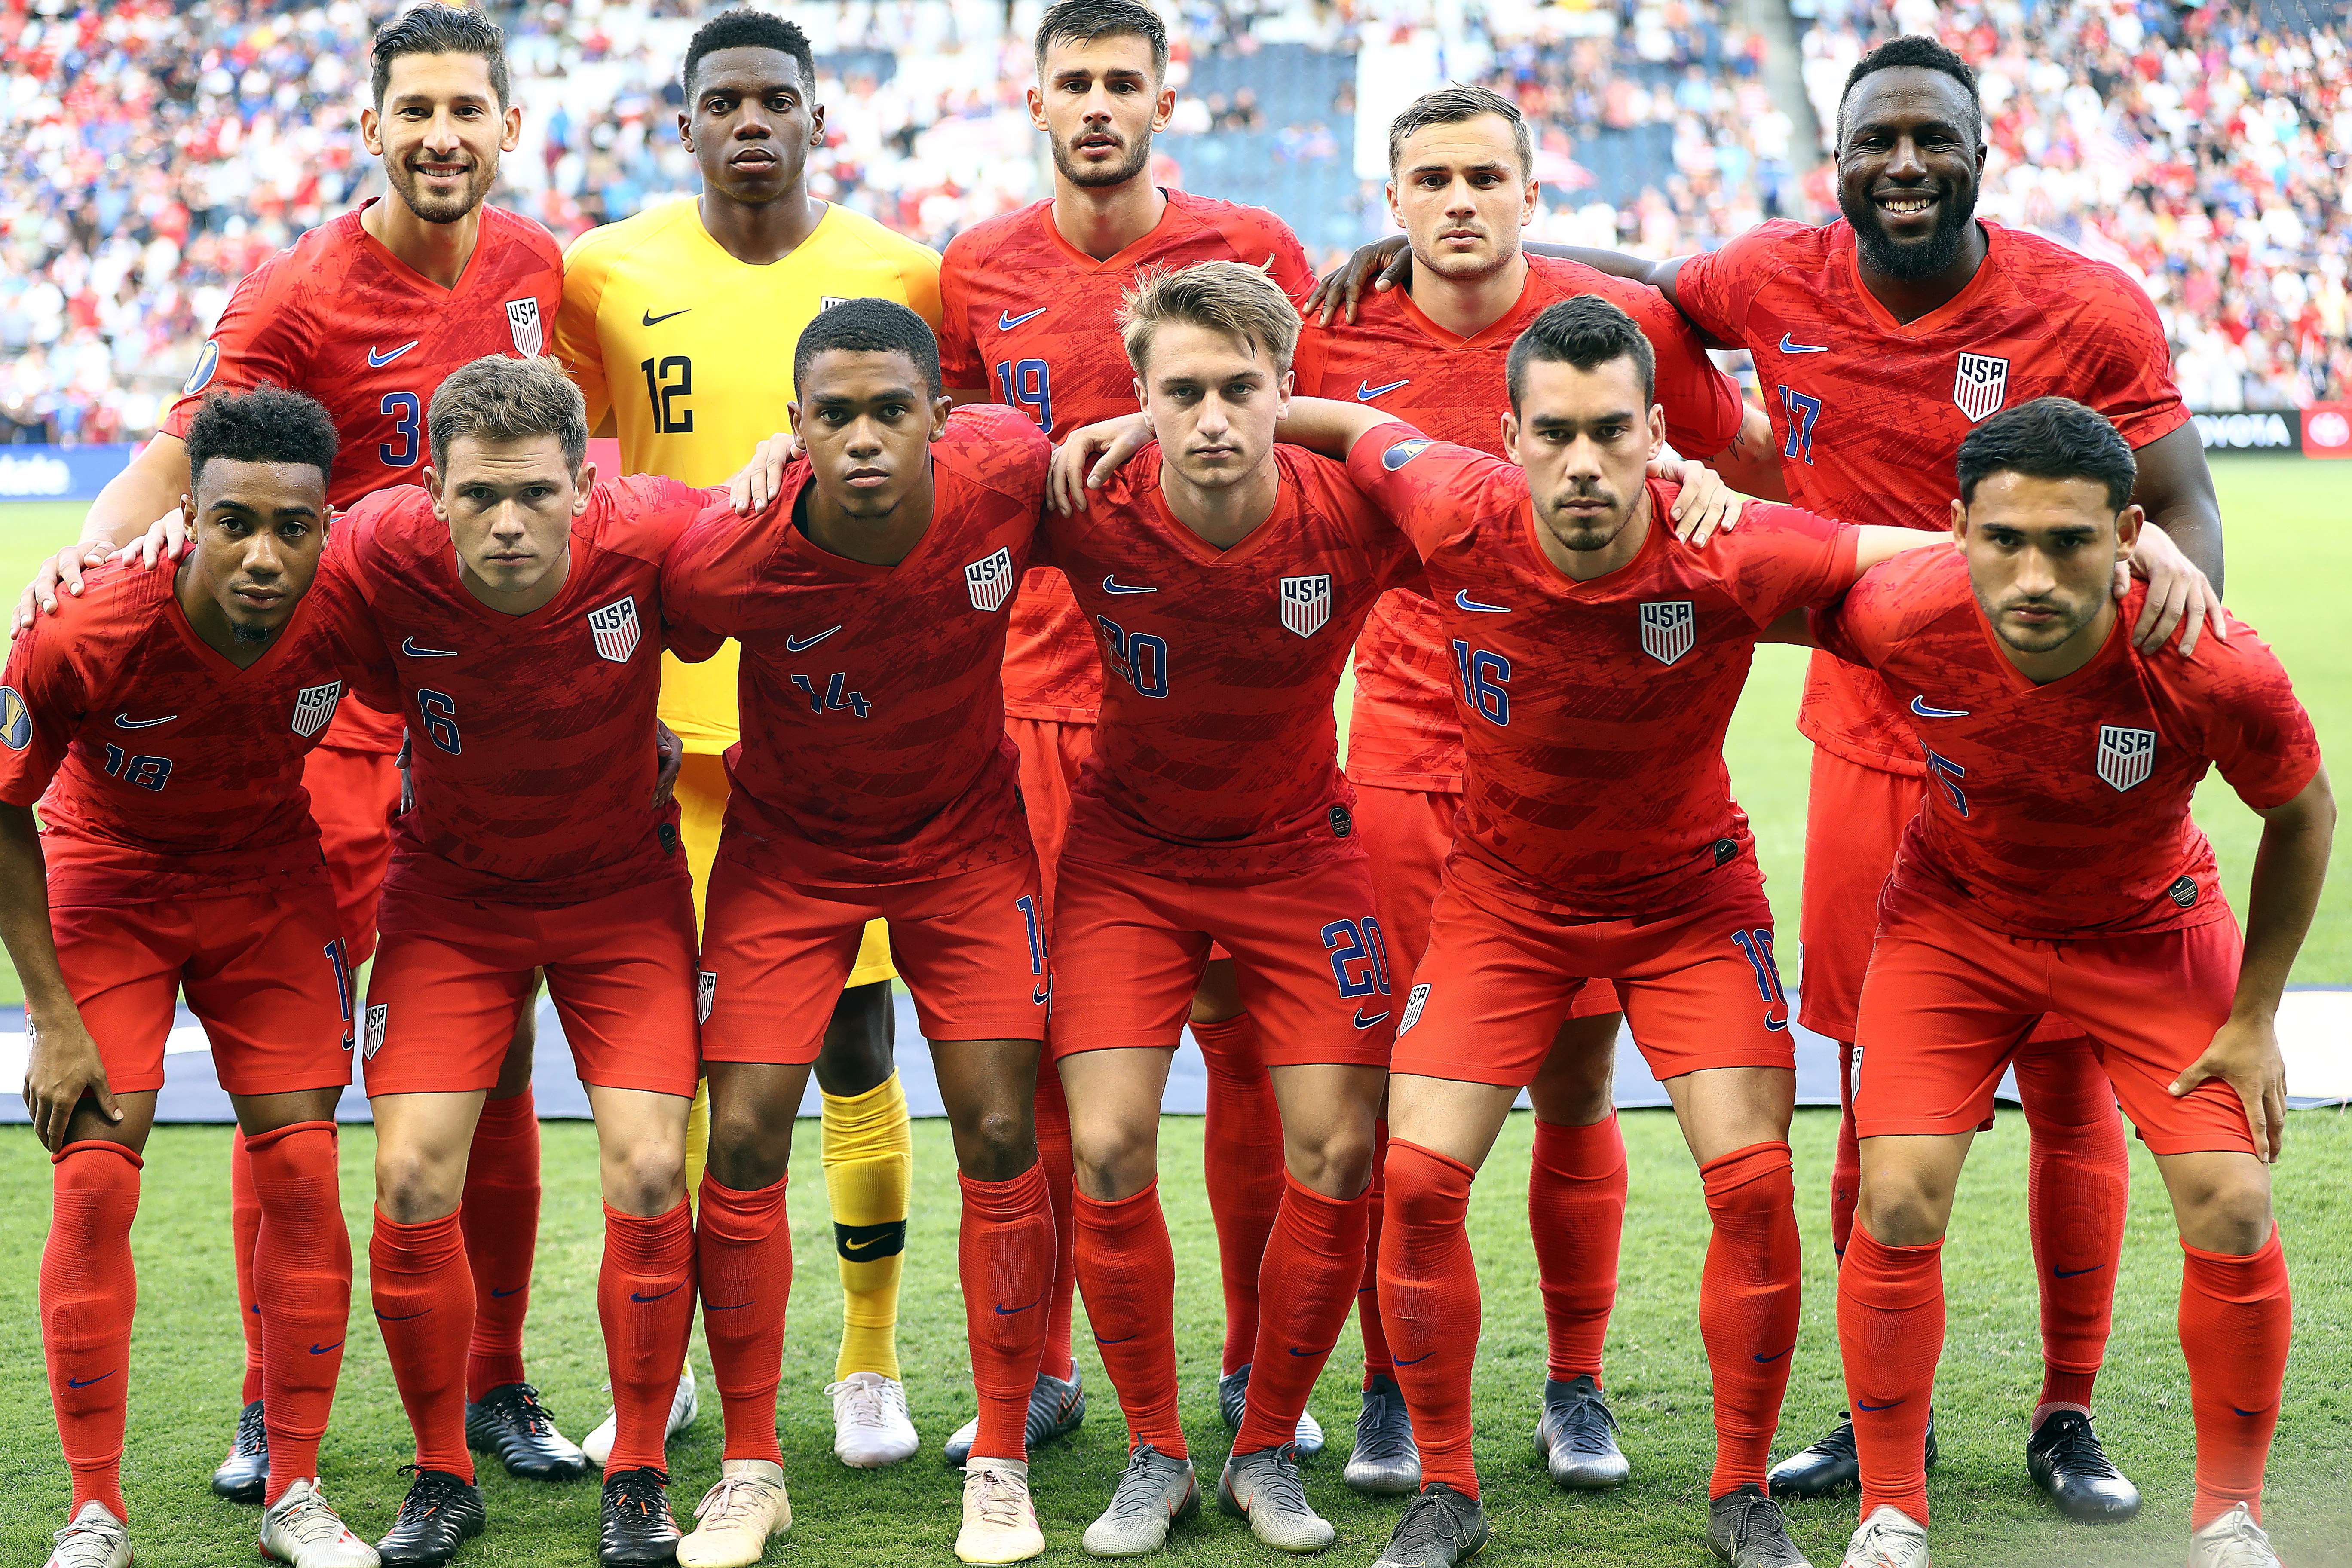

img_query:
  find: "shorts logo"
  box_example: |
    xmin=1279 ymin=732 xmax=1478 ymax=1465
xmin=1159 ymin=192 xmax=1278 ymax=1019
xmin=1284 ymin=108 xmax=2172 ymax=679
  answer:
xmin=505 ymin=297 xmax=544 ymax=357
xmin=1639 ymin=600 xmax=1695 ymax=665
xmin=1398 ymin=983 xmax=1431 ymax=1037
xmin=697 ymin=970 xmax=717 ymax=1025
xmin=0 ymin=686 xmax=30 ymax=750
xmin=2168 ymin=874 xmax=2199 ymax=909
xmin=2095 ymin=724 xmax=2156 ymax=792
xmin=184 ymin=338 xmax=220 ymax=396
xmin=290 ymin=680 xmax=343 ymax=738
xmin=363 ymin=1004 xmax=389 ymax=1060
xmin=588 ymin=595 xmax=641 ymax=663
xmin=965 ymin=547 xmax=1015 ymax=613
xmin=1953 ymin=352 xmax=2009 ymax=423
xmin=1280 ymin=574 xmax=1332 ymax=639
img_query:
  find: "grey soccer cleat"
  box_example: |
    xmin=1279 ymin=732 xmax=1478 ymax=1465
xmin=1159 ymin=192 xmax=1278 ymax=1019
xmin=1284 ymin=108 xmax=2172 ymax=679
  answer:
xmin=1372 ymin=1483 xmax=1489 ymax=1568
xmin=1217 ymin=1442 xmax=1335 ymax=1553
xmin=944 ymin=1367 xmax=1087 ymax=1467
xmin=1081 ymin=1444 xmax=1200 ymax=1558
xmin=1343 ymin=1375 xmax=1421 ymax=1495
xmin=1534 ymin=1375 xmax=1629 ymax=1489
xmin=1709 ymin=1484 xmax=1813 ymax=1567
xmin=1218 ymin=1363 xmax=1325 ymax=1458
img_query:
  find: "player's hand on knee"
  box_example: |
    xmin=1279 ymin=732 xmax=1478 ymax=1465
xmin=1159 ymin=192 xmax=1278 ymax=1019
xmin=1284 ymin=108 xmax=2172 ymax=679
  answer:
xmin=22 ymin=1012 xmax=120 ymax=1152
xmin=1655 ymin=455 xmax=1745 ymax=544
xmin=652 ymin=720 xmax=684 ymax=808
xmin=106 ymin=511 xmax=188 ymax=574
xmin=2170 ymin=1013 xmax=2287 ymax=1165
xmin=728 ymin=430 xmax=800 ymax=514
xmin=2120 ymin=521 xmax=2222 ymax=658
xmin=1303 ymin=235 xmax=1411 ymax=326
xmin=15 ymin=542 xmax=110 ymax=637
xmin=1050 ymin=413 xmax=1152 ymax=513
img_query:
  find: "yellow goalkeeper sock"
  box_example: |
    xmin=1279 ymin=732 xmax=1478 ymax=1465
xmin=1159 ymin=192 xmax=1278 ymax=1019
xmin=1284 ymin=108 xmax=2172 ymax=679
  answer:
xmin=824 ymin=1070 xmax=911 ymax=1381
xmin=683 ymin=1077 xmax=710 ymax=1213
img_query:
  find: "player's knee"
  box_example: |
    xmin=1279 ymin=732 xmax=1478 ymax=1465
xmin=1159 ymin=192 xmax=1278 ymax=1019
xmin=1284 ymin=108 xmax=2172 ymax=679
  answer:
xmin=604 ymin=1139 xmax=687 ymax=1216
xmin=1857 ymin=1175 xmax=1952 ymax=1249
xmin=2179 ymin=1168 xmax=2274 ymax=1256
xmin=1072 ymin=1118 xmax=1157 ymax=1200
xmin=1284 ymin=1122 xmax=1374 ymax=1200
xmin=374 ymin=1144 xmax=464 ymax=1224
xmin=704 ymin=1106 xmax=790 ymax=1193
xmin=953 ymin=1097 xmax=1037 ymax=1181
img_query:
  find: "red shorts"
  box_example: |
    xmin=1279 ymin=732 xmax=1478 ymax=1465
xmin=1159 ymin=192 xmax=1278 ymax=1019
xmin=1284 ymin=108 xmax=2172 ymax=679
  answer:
xmin=1049 ymin=851 xmax=1396 ymax=1066
xmin=361 ymin=879 xmax=700 ymax=1098
xmin=1008 ymin=715 xmax=1094 ymax=922
xmin=52 ymin=886 xmax=354 ymax=1097
xmin=700 ymin=846 xmax=1050 ymax=1065
xmin=1392 ymin=858 xmax=1795 ymax=1088
xmin=1354 ymin=781 xmax=1617 ymax=1020
xmin=303 ymin=744 xmax=401 ymax=964
xmin=1853 ymin=892 xmax=2255 ymax=1156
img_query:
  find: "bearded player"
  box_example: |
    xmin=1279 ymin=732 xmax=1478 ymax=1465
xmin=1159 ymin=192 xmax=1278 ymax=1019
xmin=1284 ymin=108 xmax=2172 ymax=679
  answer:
xmin=7 ymin=388 xmax=374 ymax=1568
xmin=554 ymin=6 xmax=946 ymax=1469
xmin=1799 ymin=399 xmax=2329 ymax=1568
xmin=17 ymin=4 xmax=588 ymax=1491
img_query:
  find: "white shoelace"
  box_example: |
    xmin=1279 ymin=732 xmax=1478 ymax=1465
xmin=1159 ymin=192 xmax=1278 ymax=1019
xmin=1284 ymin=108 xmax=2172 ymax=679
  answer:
xmin=827 ymin=1377 xmax=903 ymax=1430
xmin=695 ymin=1475 xmax=778 ymax=1526
xmin=1853 ymin=1519 xmax=1927 ymax=1568
xmin=274 ymin=1490 xmax=352 ymax=1547
xmin=967 ymin=1469 xmax=1029 ymax=1531
xmin=2199 ymin=1505 xmax=2277 ymax=1568
xmin=51 ymin=1515 xmax=128 ymax=1567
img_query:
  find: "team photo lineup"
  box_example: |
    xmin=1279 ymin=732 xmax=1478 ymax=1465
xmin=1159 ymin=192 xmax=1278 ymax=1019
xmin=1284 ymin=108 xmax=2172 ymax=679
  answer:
xmin=3 ymin=2 xmax=2338 ymax=1568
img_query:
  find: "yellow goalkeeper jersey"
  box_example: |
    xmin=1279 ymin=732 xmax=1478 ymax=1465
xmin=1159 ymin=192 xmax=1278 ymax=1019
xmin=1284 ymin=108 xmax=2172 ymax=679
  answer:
xmin=554 ymin=197 xmax=943 ymax=753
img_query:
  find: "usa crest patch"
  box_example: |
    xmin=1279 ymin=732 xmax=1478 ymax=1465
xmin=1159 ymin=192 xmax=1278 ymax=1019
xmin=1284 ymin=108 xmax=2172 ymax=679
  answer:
xmin=1639 ymin=600 xmax=1695 ymax=665
xmin=506 ymin=297 xmax=543 ymax=357
xmin=1397 ymin=983 xmax=1431 ymax=1037
xmin=965 ymin=547 xmax=1014 ymax=613
xmin=1280 ymin=574 xmax=1332 ymax=638
xmin=291 ymin=680 xmax=343 ymax=738
xmin=697 ymin=971 xmax=717 ymax=1025
xmin=588 ymin=595 xmax=641 ymax=664
xmin=1953 ymin=352 xmax=2009 ymax=423
xmin=363 ymin=1004 xmax=389 ymax=1060
xmin=2095 ymin=724 xmax=2156 ymax=792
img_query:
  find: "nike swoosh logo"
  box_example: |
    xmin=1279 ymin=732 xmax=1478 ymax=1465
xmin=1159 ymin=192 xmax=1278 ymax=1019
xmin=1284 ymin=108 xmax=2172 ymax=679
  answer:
xmin=489 ymin=1286 xmax=523 ymax=1298
xmin=369 ymin=341 xmax=419 ymax=367
xmin=842 ymin=1235 xmax=887 ymax=1253
xmin=1752 ymin=1346 xmax=1793 ymax=1363
xmin=642 ymin=308 xmax=691 ymax=326
xmin=67 ymin=1371 xmax=116 ymax=1389
xmin=704 ymin=1301 xmax=755 ymax=1311
xmin=401 ymin=637 xmax=458 ymax=657
xmin=1453 ymin=591 xmax=1510 ymax=613
xmin=1286 ymin=1344 xmax=1335 ymax=1357
xmin=1393 ymin=1350 xmax=1435 ymax=1366
xmin=995 ymin=1300 xmax=1040 ymax=1315
xmin=310 ymin=1340 xmax=344 ymax=1355
xmin=113 ymin=712 xmax=176 ymax=729
xmin=1033 ymin=986 xmax=1052 ymax=1005
xmin=1094 ymin=1332 xmax=1139 ymax=1345
xmin=2233 ymin=1405 xmax=2276 ymax=1418
xmin=374 ymin=1309 xmax=428 ymax=1321
xmin=629 ymin=1283 xmax=685 ymax=1303
xmin=1911 ymin=695 xmax=1970 ymax=718
xmin=1778 ymin=335 xmax=1828 ymax=353
xmin=1353 ymin=1009 xmax=1389 ymax=1029
xmin=2053 ymin=1265 xmax=2104 ymax=1279
xmin=1101 ymin=576 xmax=1155 ymax=595
xmin=999 ymin=308 xmax=1047 ymax=330
xmin=784 ymin=627 xmax=841 ymax=652
xmin=1356 ymin=378 xmax=1410 ymax=400
xmin=1856 ymin=1398 xmax=1905 ymax=1412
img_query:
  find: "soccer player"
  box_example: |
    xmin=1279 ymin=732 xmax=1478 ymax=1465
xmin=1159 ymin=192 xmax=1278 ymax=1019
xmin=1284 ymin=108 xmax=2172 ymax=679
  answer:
xmin=5 ymin=387 xmax=374 ymax=1568
xmin=659 ymin=300 xmax=1061 ymax=1568
xmin=1311 ymin=34 xmax=2226 ymax=1511
xmin=1804 ymin=398 xmax=2329 ymax=1568
xmin=320 ymin=357 xmax=704 ymax=1568
xmin=552 ymin=6 xmax=946 ymax=1470
xmin=18 ymin=4 xmax=586 ymax=1491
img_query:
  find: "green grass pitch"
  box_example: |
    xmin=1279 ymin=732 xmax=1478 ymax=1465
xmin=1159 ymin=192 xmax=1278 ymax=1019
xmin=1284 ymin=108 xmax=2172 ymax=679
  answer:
xmin=1 ymin=458 xmax=2349 ymax=1565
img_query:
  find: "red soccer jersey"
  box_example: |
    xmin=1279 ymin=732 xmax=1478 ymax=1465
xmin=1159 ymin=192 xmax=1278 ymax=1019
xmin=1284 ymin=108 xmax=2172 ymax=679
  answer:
xmin=1672 ymin=219 xmax=2191 ymax=776
xmin=0 ymin=559 xmax=350 ymax=907
xmin=1293 ymin=255 xmax=1747 ymax=791
xmin=318 ymin=475 xmax=709 ymax=906
xmin=163 ymin=200 xmax=566 ymax=753
xmin=1348 ymin=424 xmax=1860 ymax=916
xmin=659 ymin=405 xmax=1051 ymax=886
xmin=937 ymin=190 xmax=1316 ymax=726
xmin=1811 ymin=548 xmax=2319 ymax=939
xmin=1041 ymin=443 xmax=1418 ymax=880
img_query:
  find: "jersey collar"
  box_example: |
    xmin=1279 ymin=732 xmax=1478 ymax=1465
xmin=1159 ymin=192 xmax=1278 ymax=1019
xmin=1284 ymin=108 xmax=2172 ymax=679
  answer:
xmin=1041 ymin=189 xmax=1185 ymax=273
xmin=349 ymin=198 xmax=498 ymax=300
xmin=165 ymin=569 xmax=320 ymax=680
xmin=1390 ymin=261 xmax=1544 ymax=352
xmin=1519 ymin=476 xmax=1674 ymax=592
xmin=1970 ymin=582 xmax=2130 ymax=697
xmin=1838 ymin=218 xmax=2009 ymax=338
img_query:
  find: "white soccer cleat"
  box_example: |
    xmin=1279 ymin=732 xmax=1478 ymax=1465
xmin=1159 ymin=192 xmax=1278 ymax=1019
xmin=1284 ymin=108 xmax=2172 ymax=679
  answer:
xmin=259 ymin=1479 xmax=380 ymax=1567
xmin=957 ymin=1458 xmax=1046 ymax=1564
xmin=45 ymin=1503 xmax=131 ymax=1568
xmin=829 ymin=1371 xmax=920 ymax=1467
xmin=1840 ymin=1505 xmax=1929 ymax=1568
xmin=582 ymin=1366 xmax=700 ymax=1468
xmin=677 ymin=1459 xmax=791 ymax=1568
xmin=2189 ymin=1502 xmax=2281 ymax=1568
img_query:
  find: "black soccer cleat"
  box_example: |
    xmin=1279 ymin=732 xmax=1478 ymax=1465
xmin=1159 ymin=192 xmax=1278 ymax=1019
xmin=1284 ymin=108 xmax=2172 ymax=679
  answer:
xmin=1372 ymin=1482 xmax=1489 ymax=1568
xmin=1768 ymin=1410 xmax=1938 ymax=1500
xmin=1708 ymin=1484 xmax=1813 ymax=1567
xmin=211 ymin=1398 xmax=269 ymax=1503
xmin=598 ymin=1466 xmax=681 ymax=1566
xmin=1534 ymin=1375 xmax=1628 ymax=1490
xmin=2026 ymin=1409 xmax=2141 ymax=1522
xmin=943 ymin=1366 xmax=1087 ymax=1467
xmin=375 ymin=1467 xmax=487 ymax=1568
xmin=466 ymin=1381 xmax=591 ymax=1482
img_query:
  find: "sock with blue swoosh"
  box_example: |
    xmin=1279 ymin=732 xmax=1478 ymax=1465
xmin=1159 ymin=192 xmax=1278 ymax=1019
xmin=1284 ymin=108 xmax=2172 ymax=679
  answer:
xmin=959 ymin=1162 xmax=1057 ymax=1461
xmin=2014 ymin=1034 xmax=2126 ymax=1419
xmin=2180 ymin=1228 xmax=2290 ymax=1530
xmin=1378 ymin=1141 xmax=1481 ymax=1498
xmin=1233 ymin=1173 xmax=1370 ymax=1453
xmin=44 ymin=1140 xmax=143 ymax=1524
xmin=1697 ymin=1142 xmax=1801 ymax=1497
xmin=371 ymin=1206 xmax=477 ymax=1482
xmin=600 ymin=1199 xmax=698 ymax=1472
xmin=696 ymin=1173 xmax=791 ymax=1465
xmin=1838 ymin=1225 xmax=1942 ymax=1524
xmin=1073 ymin=1184 xmax=1186 ymax=1457
xmin=248 ymin=1121 xmax=351 ymax=1506
xmin=461 ymin=1088 xmax=541 ymax=1400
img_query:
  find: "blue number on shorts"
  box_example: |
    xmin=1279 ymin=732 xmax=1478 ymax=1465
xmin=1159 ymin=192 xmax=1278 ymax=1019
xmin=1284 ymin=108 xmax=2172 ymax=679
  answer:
xmin=380 ymin=392 xmax=421 ymax=468
xmin=993 ymin=359 xmax=1054 ymax=430
xmin=1096 ymin=616 xmax=1170 ymax=699
xmin=101 ymin=743 xmax=173 ymax=791
xmin=1924 ymin=748 xmax=1969 ymax=817
xmin=1729 ymin=927 xmax=1791 ymax=1032
xmin=1321 ymin=919 xmax=1391 ymax=1000
xmin=1015 ymin=894 xmax=1047 ymax=977
xmin=416 ymin=688 xmax=461 ymax=754
xmin=789 ymin=672 xmax=871 ymax=718
xmin=1777 ymin=387 xmax=1820 ymax=466
xmin=325 ymin=939 xmax=355 ymax=1048
xmin=1449 ymin=640 xmax=1510 ymax=725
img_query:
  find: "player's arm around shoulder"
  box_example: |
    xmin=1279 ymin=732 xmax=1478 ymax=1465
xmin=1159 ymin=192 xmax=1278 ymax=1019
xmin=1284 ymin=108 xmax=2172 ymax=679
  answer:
xmin=655 ymin=487 xmax=769 ymax=662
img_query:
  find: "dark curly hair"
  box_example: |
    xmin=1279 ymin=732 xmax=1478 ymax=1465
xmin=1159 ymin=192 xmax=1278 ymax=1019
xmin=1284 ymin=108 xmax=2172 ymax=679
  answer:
xmin=183 ymin=384 xmax=340 ymax=495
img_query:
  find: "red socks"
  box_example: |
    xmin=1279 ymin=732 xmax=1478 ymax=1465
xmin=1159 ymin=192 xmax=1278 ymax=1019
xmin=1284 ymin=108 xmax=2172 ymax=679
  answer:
xmin=2014 ymin=1033 xmax=2125 ymax=1412
xmin=1357 ymin=1121 xmax=1394 ymax=1384
xmin=959 ymin=1163 xmax=1056 ymax=1461
xmin=246 ymin=1123 xmax=352 ymax=1504
xmin=1529 ymin=1114 xmax=1628 ymax=1384
xmin=1698 ymin=1142 xmax=1802 ymax=1497
xmin=2180 ymin=1229 xmax=2291 ymax=1528
xmin=1234 ymin=1174 xmax=1372 ymax=1453
xmin=600 ymin=1201 xmax=697 ymax=1473
xmin=1832 ymin=1041 xmax=1861 ymax=1260
xmin=1838 ymin=1225 xmax=1943 ymax=1525
xmin=1378 ymin=1140 xmax=1481 ymax=1499
xmin=1032 ymin=1067 xmax=1080 ymax=1383
xmin=43 ymin=1141 xmax=142 ymax=1523
xmin=460 ymin=1089 xmax=541 ymax=1400
xmin=370 ymin=1208 xmax=476 ymax=1482
xmin=696 ymin=1173 xmax=791 ymax=1464
xmin=1193 ymin=1013 xmax=1285 ymax=1376
xmin=231 ymin=1130 xmax=265 ymax=1405
xmin=1073 ymin=1183 xmax=1185 ymax=1458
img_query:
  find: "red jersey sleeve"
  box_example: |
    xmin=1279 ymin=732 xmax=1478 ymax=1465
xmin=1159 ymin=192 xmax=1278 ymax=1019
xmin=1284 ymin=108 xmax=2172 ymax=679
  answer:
xmin=161 ymin=254 xmax=309 ymax=439
xmin=1610 ymin=279 xmax=1744 ymax=458
xmin=1805 ymin=554 xmax=1916 ymax=671
xmin=310 ymin=525 xmax=401 ymax=713
xmin=2174 ymin=613 xmax=2322 ymax=812
xmin=2076 ymin=267 xmax=2193 ymax=448
xmin=1208 ymin=207 xmax=1316 ymax=305
xmin=1343 ymin=422 xmax=1518 ymax=558
xmin=936 ymin=236 xmax=988 ymax=393
xmin=0 ymin=612 xmax=88 ymax=807
xmin=658 ymin=497 xmax=765 ymax=663
xmin=1702 ymin=500 xmax=1860 ymax=627
xmin=1666 ymin=221 xmax=1807 ymax=350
